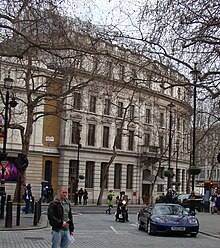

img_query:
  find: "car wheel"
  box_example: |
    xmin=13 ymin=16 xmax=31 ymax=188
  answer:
xmin=147 ymin=221 xmax=153 ymax=235
xmin=190 ymin=233 xmax=197 ymax=237
xmin=137 ymin=221 xmax=144 ymax=231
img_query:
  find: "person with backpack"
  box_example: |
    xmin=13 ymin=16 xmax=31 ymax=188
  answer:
xmin=105 ymin=190 xmax=115 ymax=214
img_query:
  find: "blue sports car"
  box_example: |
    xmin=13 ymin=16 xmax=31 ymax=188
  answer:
xmin=137 ymin=203 xmax=199 ymax=237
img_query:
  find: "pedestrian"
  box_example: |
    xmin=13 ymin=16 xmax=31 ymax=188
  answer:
xmin=83 ymin=189 xmax=88 ymax=205
xmin=48 ymin=185 xmax=54 ymax=202
xmin=215 ymin=193 xmax=220 ymax=214
xmin=78 ymin=188 xmax=84 ymax=205
xmin=105 ymin=190 xmax=115 ymax=214
xmin=74 ymin=190 xmax=78 ymax=205
xmin=209 ymin=194 xmax=216 ymax=214
xmin=47 ymin=186 xmax=74 ymax=248
xmin=23 ymin=183 xmax=32 ymax=214
xmin=165 ymin=188 xmax=173 ymax=203
xmin=43 ymin=186 xmax=49 ymax=203
xmin=189 ymin=191 xmax=196 ymax=215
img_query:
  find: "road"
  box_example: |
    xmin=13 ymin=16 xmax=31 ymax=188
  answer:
xmin=0 ymin=213 xmax=219 ymax=248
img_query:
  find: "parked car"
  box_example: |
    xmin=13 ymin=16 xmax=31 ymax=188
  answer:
xmin=137 ymin=203 xmax=199 ymax=237
xmin=176 ymin=194 xmax=203 ymax=212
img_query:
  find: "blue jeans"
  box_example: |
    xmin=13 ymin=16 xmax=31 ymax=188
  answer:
xmin=24 ymin=199 xmax=30 ymax=214
xmin=52 ymin=229 xmax=69 ymax=248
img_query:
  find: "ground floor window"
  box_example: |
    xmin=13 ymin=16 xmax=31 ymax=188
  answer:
xmin=85 ymin=161 xmax=94 ymax=188
xmin=126 ymin=164 xmax=133 ymax=189
xmin=114 ymin=163 xmax=122 ymax=189
xmin=69 ymin=160 xmax=78 ymax=201
xmin=157 ymin=184 xmax=164 ymax=192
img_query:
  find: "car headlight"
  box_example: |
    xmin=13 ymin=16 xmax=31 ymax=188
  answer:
xmin=188 ymin=218 xmax=198 ymax=225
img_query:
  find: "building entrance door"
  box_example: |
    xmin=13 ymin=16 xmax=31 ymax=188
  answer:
xmin=142 ymin=184 xmax=150 ymax=205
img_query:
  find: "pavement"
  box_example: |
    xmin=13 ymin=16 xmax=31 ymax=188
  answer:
xmin=0 ymin=204 xmax=220 ymax=239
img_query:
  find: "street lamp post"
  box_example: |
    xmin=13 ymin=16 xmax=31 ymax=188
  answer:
xmin=167 ymin=102 xmax=175 ymax=189
xmin=75 ymin=123 xmax=82 ymax=204
xmin=0 ymin=72 xmax=17 ymax=219
xmin=190 ymin=64 xmax=200 ymax=192
xmin=175 ymin=140 xmax=180 ymax=192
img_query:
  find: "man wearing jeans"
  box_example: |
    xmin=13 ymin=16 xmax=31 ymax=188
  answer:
xmin=48 ymin=186 xmax=74 ymax=248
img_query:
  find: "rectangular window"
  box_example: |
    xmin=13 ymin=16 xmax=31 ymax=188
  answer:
xmin=69 ymin=160 xmax=78 ymax=195
xmin=73 ymin=92 xmax=81 ymax=110
xmin=116 ymin=128 xmax=122 ymax=149
xmin=144 ymin=133 xmax=150 ymax=147
xmin=106 ymin=61 xmax=112 ymax=78
xmin=170 ymin=87 xmax=174 ymax=97
xmin=103 ymin=126 xmax=109 ymax=148
xmin=118 ymin=102 xmax=123 ymax=118
xmin=104 ymin=99 xmax=111 ymax=115
xmin=126 ymin=164 xmax=133 ymax=189
xmin=114 ymin=163 xmax=121 ymax=189
xmin=74 ymin=55 xmax=83 ymax=69
xmin=146 ymin=109 xmax=151 ymax=123
xmin=159 ymin=135 xmax=164 ymax=153
xmin=159 ymin=113 xmax=164 ymax=127
xmin=93 ymin=57 xmax=99 ymax=72
xmin=100 ymin=162 xmax=108 ymax=189
xmin=128 ymin=130 xmax=134 ymax=151
xmin=71 ymin=122 xmax=80 ymax=144
xmin=178 ymin=88 xmax=181 ymax=99
xmin=88 ymin=124 xmax=95 ymax=146
xmin=177 ymin=118 xmax=180 ymax=131
xmin=130 ymin=105 xmax=135 ymax=120
xmin=119 ymin=65 xmax=125 ymax=80
xmin=160 ymin=82 xmax=165 ymax=93
xmin=157 ymin=184 xmax=164 ymax=192
xmin=85 ymin=161 xmax=94 ymax=188
xmin=181 ymin=170 xmax=185 ymax=192
xmin=89 ymin=96 xmax=96 ymax=113
xmin=158 ymin=167 xmax=164 ymax=179
xmin=131 ymin=68 xmax=137 ymax=81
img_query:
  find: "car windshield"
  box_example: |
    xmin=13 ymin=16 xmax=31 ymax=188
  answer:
xmin=153 ymin=205 xmax=188 ymax=216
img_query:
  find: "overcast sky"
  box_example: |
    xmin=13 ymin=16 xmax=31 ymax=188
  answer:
xmin=64 ymin=0 xmax=146 ymax=30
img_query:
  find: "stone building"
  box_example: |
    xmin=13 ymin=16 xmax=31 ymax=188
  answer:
xmin=0 ymin=32 xmax=191 ymax=204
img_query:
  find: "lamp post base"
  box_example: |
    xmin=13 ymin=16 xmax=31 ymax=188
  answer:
xmin=0 ymin=179 xmax=6 ymax=219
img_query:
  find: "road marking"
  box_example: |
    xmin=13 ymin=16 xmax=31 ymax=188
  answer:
xmin=130 ymin=223 xmax=137 ymax=227
xmin=110 ymin=226 xmax=119 ymax=234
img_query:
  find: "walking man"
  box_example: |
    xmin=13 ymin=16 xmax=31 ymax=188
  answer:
xmin=48 ymin=186 xmax=74 ymax=248
xmin=23 ymin=183 xmax=32 ymax=214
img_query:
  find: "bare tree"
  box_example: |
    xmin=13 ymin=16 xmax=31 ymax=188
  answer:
xmin=0 ymin=1 xmax=103 ymax=200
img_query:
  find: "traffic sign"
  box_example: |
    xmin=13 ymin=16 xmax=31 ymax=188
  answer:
xmin=1 ymin=160 xmax=8 ymax=168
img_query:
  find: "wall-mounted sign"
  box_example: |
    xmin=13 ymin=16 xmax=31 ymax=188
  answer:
xmin=0 ymin=157 xmax=18 ymax=181
xmin=45 ymin=136 xmax=55 ymax=142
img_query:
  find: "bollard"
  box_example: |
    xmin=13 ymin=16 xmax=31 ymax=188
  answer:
xmin=16 ymin=203 xmax=21 ymax=226
xmin=5 ymin=201 xmax=12 ymax=228
xmin=33 ymin=201 xmax=38 ymax=226
xmin=38 ymin=200 xmax=42 ymax=222
xmin=0 ymin=193 xmax=6 ymax=219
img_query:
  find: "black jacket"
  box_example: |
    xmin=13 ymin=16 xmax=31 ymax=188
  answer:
xmin=47 ymin=198 xmax=74 ymax=232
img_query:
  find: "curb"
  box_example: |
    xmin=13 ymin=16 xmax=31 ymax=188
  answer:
xmin=199 ymin=230 xmax=220 ymax=239
xmin=0 ymin=214 xmax=48 ymax=231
